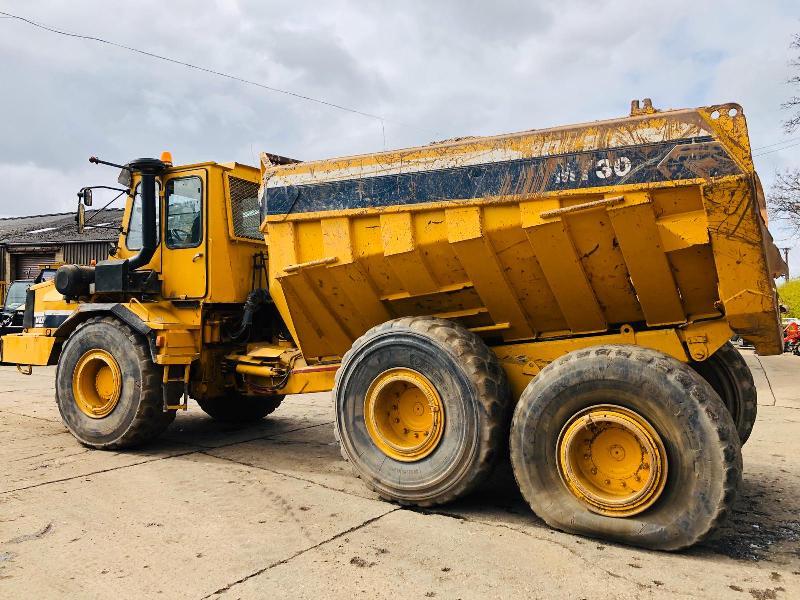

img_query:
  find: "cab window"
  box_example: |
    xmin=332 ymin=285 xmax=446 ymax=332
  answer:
xmin=126 ymin=181 xmax=161 ymax=250
xmin=165 ymin=176 xmax=202 ymax=249
xmin=4 ymin=280 xmax=30 ymax=310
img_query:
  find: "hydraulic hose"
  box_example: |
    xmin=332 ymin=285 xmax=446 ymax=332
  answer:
xmin=229 ymin=288 xmax=271 ymax=340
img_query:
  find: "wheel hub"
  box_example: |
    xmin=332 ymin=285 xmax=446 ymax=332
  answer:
xmin=363 ymin=368 xmax=445 ymax=462
xmin=73 ymin=349 xmax=122 ymax=418
xmin=557 ymin=404 xmax=667 ymax=517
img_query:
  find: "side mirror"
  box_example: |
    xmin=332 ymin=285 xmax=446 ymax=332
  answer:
xmin=77 ymin=202 xmax=85 ymax=234
xmin=79 ymin=187 xmax=93 ymax=206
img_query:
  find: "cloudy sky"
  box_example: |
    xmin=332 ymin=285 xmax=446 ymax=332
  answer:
xmin=1 ymin=1 xmax=799 ymax=266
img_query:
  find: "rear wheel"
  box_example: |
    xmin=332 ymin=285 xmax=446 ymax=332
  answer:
xmin=509 ymin=345 xmax=742 ymax=551
xmin=334 ymin=317 xmax=511 ymax=506
xmin=691 ymin=342 xmax=757 ymax=445
xmin=196 ymin=393 xmax=283 ymax=423
xmin=56 ymin=316 xmax=176 ymax=449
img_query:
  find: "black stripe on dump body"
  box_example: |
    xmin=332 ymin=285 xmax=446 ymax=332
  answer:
xmin=263 ymin=136 xmax=739 ymax=216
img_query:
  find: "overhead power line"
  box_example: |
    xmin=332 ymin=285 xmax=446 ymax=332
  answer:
xmin=0 ymin=9 xmax=395 ymax=128
xmin=753 ymin=139 xmax=800 ymax=158
xmin=752 ymin=135 xmax=800 ymax=151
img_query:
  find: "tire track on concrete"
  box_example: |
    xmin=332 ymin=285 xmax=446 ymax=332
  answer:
xmin=200 ymin=450 xmax=376 ymax=501
xmin=411 ymin=507 xmax=699 ymax=598
xmin=0 ymin=450 xmax=200 ymax=495
xmin=203 ymin=452 xmax=678 ymax=596
xmin=0 ymin=407 xmax=63 ymax=424
xmin=162 ymin=420 xmax=334 ymax=451
xmin=0 ymin=421 xmax=334 ymax=495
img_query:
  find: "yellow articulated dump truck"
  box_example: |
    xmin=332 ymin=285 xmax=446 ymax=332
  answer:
xmin=0 ymin=100 xmax=785 ymax=550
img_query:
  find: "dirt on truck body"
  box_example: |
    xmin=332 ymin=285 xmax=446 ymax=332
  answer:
xmin=0 ymin=99 xmax=786 ymax=551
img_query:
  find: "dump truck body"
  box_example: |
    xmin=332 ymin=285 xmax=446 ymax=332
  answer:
xmin=260 ymin=102 xmax=782 ymax=393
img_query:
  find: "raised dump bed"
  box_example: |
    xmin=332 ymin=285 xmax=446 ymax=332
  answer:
xmin=261 ymin=101 xmax=783 ymax=369
xmin=257 ymin=101 xmax=785 ymax=550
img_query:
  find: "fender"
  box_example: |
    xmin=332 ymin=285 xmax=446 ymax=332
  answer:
xmin=55 ymin=303 xmax=152 ymax=338
xmin=54 ymin=303 xmax=157 ymax=361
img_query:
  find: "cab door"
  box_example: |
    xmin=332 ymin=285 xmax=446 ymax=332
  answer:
xmin=161 ymin=170 xmax=207 ymax=298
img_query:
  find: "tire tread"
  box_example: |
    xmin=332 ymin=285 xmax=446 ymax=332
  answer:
xmin=510 ymin=344 xmax=742 ymax=550
xmin=334 ymin=316 xmax=511 ymax=507
xmin=57 ymin=315 xmax=175 ymax=449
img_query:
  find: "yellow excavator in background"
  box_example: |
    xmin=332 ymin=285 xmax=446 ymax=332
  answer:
xmin=0 ymin=100 xmax=786 ymax=550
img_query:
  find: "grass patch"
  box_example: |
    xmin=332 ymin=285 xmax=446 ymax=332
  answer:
xmin=777 ymin=279 xmax=800 ymax=318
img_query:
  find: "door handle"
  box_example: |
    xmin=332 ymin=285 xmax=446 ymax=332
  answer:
xmin=192 ymin=252 xmax=204 ymax=262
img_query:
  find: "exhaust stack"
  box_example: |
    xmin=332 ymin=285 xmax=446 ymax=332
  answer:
xmin=55 ymin=157 xmax=166 ymax=298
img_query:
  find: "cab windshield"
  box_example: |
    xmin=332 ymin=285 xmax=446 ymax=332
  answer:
xmin=4 ymin=281 xmax=30 ymax=310
xmin=126 ymin=180 xmax=161 ymax=250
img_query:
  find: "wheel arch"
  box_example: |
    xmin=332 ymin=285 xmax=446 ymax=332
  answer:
xmin=55 ymin=304 xmax=156 ymax=361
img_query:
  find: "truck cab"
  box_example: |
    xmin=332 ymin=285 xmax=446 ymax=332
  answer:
xmin=0 ymin=155 xmax=275 ymax=375
xmin=0 ymin=279 xmax=33 ymax=334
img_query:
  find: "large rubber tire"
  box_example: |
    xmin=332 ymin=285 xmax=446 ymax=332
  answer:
xmin=691 ymin=342 xmax=757 ymax=445
xmin=334 ymin=317 xmax=511 ymax=507
xmin=196 ymin=393 xmax=283 ymax=423
xmin=56 ymin=316 xmax=176 ymax=449
xmin=509 ymin=345 xmax=742 ymax=551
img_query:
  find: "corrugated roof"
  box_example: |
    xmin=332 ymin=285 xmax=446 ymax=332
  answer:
xmin=0 ymin=209 xmax=123 ymax=245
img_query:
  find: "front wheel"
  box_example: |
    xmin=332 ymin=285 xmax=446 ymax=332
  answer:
xmin=510 ymin=345 xmax=742 ymax=551
xmin=56 ymin=316 xmax=176 ymax=449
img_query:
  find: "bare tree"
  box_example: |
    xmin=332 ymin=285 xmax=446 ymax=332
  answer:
xmin=783 ymin=34 xmax=800 ymax=133
xmin=770 ymin=169 xmax=800 ymax=230
xmin=768 ymin=34 xmax=800 ymax=230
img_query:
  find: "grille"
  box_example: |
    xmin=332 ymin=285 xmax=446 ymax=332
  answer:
xmin=229 ymin=176 xmax=263 ymax=240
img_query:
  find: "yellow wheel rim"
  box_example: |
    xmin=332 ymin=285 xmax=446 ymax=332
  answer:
xmin=557 ymin=404 xmax=667 ymax=517
xmin=73 ymin=349 xmax=122 ymax=419
xmin=364 ymin=368 xmax=445 ymax=462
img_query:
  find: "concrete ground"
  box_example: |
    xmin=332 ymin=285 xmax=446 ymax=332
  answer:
xmin=1 ymin=350 xmax=799 ymax=599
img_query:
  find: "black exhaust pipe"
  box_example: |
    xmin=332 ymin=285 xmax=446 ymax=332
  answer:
xmin=127 ymin=158 xmax=165 ymax=269
xmin=56 ymin=157 xmax=166 ymax=298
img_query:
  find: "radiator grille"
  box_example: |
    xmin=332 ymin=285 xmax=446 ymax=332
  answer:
xmin=229 ymin=177 xmax=263 ymax=240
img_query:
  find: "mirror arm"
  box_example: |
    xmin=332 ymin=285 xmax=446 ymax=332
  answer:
xmin=83 ymin=189 xmax=129 ymax=226
xmin=82 ymin=185 xmax=131 ymax=195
